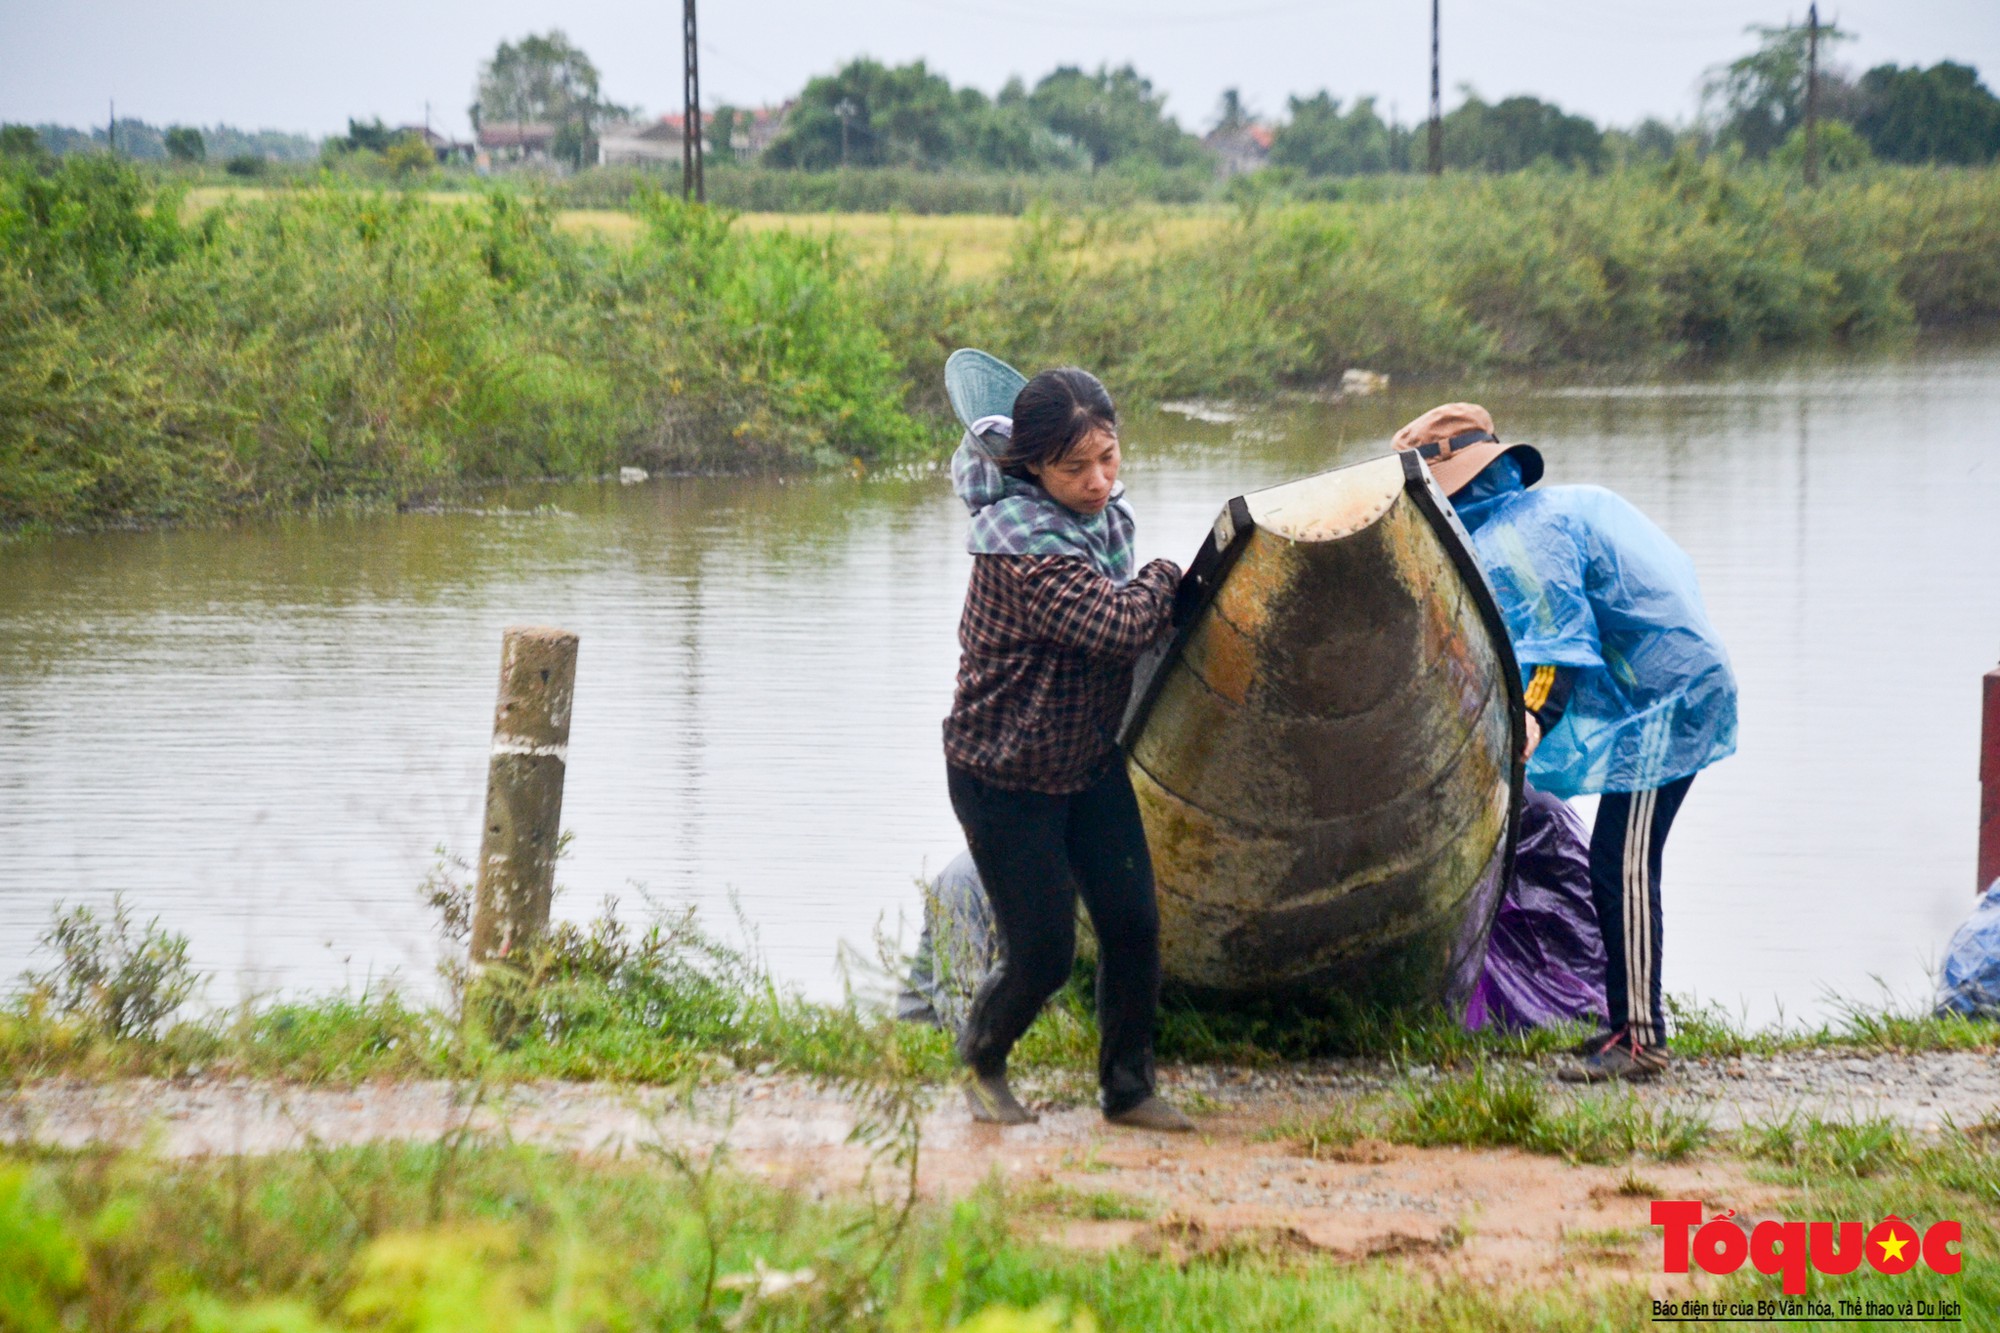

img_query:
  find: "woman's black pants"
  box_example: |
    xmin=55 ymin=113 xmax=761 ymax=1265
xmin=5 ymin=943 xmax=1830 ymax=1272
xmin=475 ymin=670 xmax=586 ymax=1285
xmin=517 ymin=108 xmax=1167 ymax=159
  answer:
xmin=946 ymin=759 xmax=1161 ymax=1116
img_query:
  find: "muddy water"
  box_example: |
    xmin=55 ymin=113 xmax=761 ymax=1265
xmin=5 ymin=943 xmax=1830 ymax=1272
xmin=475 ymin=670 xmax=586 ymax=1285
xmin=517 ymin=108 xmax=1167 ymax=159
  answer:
xmin=4 ymin=345 xmax=1997 ymax=1025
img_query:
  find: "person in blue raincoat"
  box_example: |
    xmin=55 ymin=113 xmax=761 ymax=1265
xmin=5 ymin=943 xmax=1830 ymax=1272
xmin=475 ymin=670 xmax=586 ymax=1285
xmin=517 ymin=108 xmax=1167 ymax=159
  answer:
xmin=1394 ymin=403 xmax=1738 ymax=1082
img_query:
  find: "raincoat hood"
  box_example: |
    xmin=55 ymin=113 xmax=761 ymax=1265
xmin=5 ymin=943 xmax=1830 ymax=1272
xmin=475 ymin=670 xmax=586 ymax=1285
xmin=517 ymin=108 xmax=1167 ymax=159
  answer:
xmin=1450 ymin=453 xmax=1528 ymax=533
xmin=1466 ymin=482 xmax=1738 ymax=797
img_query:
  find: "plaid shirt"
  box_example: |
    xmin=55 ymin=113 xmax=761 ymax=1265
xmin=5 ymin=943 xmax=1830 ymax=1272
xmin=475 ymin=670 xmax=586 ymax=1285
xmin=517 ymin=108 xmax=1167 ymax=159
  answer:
xmin=943 ymin=553 xmax=1181 ymax=793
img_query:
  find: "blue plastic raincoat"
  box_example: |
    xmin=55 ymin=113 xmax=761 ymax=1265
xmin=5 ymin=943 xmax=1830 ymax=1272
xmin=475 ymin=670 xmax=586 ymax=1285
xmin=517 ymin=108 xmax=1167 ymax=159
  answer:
xmin=1936 ymin=883 xmax=2000 ymax=1018
xmin=1453 ymin=455 xmax=1738 ymax=798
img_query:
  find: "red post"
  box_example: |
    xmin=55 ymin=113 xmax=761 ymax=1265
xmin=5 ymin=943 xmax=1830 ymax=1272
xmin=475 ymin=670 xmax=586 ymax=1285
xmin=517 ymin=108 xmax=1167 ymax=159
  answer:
xmin=1982 ymin=666 xmax=2000 ymax=894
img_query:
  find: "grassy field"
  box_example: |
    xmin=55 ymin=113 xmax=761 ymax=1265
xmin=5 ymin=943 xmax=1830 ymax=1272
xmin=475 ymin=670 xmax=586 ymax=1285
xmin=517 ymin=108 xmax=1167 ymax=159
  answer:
xmin=735 ymin=211 xmax=1225 ymax=278
xmin=180 ymin=188 xmax=1224 ymax=280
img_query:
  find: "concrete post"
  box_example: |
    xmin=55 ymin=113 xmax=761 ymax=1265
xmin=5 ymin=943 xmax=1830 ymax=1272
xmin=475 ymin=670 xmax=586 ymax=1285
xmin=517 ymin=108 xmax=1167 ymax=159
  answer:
xmin=471 ymin=627 xmax=579 ymax=962
xmin=1981 ymin=664 xmax=2000 ymax=894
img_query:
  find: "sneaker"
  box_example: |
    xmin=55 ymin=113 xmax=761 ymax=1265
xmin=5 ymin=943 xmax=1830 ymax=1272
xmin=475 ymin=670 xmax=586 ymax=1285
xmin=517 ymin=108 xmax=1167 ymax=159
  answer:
xmin=963 ymin=1072 xmax=1037 ymax=1125
xmin=1105 ymin=1095 xmax=1196 ymax=1133
xmin=1568 ymin=1026 xmax=1622 ymax=1058
xmin=1559 ymin=1032 xmax=1670 ymax=1084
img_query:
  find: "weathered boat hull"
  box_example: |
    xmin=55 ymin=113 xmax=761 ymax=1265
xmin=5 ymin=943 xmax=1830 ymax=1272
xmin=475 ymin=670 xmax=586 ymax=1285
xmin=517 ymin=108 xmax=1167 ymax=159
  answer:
xmin=1121 ymin=451 xmax=1524 ymax=1009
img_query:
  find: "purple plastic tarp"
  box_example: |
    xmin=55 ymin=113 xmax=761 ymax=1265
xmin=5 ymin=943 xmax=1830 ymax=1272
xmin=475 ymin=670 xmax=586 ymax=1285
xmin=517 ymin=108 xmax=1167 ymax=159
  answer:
xmin=1463 ymin=783 xmax=1608 ymax=1031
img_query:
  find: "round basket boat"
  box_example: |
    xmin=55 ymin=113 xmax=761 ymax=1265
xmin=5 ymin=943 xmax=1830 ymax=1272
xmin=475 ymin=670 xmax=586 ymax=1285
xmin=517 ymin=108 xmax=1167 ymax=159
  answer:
xmin=1121 ymin=450 xmax=1525 ymax=1009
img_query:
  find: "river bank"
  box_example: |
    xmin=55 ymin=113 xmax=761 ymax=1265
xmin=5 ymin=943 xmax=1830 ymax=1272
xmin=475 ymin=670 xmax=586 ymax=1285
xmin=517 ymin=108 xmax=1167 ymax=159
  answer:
xmin=3 ymin=1052 xmax=1992 ymax=1328
xmin=12 ymin=1047 xmax=2000 ymax=1159
xmin=7 ymin=156 xmax=2000 ymax=527
xmin=4 ymin=871 xmax=1993 ymax=1325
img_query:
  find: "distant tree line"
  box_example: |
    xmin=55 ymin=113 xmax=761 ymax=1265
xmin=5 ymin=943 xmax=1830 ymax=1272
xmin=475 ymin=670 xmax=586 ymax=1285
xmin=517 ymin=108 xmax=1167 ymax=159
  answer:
xmin=758 ymin=59 xmax=1205 ymax=173
xmin=9 ymin=20 xmax=1997 ymax=182
xmin=1266 ymin=91 xmax=1608 ymax=175
xmin=750 ymin=25 xmax=2000 ymax=178
xmin=1704 ymin=23 xmax=2000 ymax=167
xmin=19 ymin=120 xmax=319 ymax=165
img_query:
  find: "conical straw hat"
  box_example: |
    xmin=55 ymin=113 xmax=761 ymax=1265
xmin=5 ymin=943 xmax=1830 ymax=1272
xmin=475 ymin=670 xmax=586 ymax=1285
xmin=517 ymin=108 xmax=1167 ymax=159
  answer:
xmin=945 ymin=348 xmax=1028 ymax=436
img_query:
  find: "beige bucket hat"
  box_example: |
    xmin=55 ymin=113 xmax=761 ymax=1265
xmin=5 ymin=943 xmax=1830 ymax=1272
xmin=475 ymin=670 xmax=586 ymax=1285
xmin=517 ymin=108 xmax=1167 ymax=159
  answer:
xmin=1391 ymin=402 xmax=1544 ymax=497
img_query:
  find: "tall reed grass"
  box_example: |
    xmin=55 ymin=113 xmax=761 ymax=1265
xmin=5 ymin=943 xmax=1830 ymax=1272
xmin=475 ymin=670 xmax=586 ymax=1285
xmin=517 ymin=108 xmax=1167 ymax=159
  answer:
xmin=7 ymin=155 xmax=2000 ymax=527
xmin=868 ymin=159 xmax=2000 ymax=404
xmin=1 ymin=161 xmax=920 ymax=526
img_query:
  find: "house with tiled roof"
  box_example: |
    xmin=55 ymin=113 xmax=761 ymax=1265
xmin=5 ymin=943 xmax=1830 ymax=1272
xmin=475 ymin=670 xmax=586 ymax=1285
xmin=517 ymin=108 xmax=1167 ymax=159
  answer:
xmin=1204 ymin=122 xmax=1273 ymax=176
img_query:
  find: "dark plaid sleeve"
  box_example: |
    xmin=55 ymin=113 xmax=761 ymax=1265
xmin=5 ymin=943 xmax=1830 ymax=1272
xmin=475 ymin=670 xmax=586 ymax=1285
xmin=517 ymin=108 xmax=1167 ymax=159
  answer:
xmin=1015 ymin=556 xmax=1180 ymax=661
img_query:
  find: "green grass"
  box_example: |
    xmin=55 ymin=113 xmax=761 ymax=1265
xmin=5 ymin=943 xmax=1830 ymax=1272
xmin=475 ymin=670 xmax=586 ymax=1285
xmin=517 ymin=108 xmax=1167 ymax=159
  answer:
xmin=1256 ymin=1103 xmax=1377 ymax=1159
xmin=0 ymin=1139 xmax=1653 ymax=1333
xmin=3 ymin=876 xmax=1993 ymax=1092
xmin=1259 ymin=1064 xmax=1712 ymax=1165
xmin=2 ymin=159 xmax=925 ymax=528
xmin=1666 ymin=993 xmax=2000 ymax=1059
xmin=1152 ymin=977 xmax=1587 ymax=1066
xmin=1722 ymin=1126 xmax=2000 ymax=1318
xmin=4 ymin=1090 xmax=1987 ymax=1332
xmin=1015 ymin=1181 xmax=1159 ymax=1222
xmin=1741 ymin=1114 xmax=1922 ymax=1181
xmin=1389 ymin=1063 xmax=1546 ymax=1149
xmin=1528 ymin=1091 xmax=1713 ymax=1164
xmin=6 ymin=888 xmax=1993 ymax=1327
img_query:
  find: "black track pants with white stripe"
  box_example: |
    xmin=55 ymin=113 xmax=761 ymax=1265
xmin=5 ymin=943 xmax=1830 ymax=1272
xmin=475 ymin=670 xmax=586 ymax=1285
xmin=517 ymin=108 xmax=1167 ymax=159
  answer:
xmin=1587 ymin=774 xmax=1696 ymax=1048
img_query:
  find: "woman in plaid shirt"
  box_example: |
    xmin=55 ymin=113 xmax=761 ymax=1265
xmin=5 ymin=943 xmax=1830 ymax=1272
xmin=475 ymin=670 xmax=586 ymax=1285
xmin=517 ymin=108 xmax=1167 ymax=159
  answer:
xmin=941 ymin=362 xmax=1194 ymax=1132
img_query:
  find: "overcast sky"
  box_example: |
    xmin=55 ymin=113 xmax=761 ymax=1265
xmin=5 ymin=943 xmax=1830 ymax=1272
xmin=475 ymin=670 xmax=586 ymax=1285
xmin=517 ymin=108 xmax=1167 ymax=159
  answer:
xmin=3 ymin=0 xmax=1997 ymax=141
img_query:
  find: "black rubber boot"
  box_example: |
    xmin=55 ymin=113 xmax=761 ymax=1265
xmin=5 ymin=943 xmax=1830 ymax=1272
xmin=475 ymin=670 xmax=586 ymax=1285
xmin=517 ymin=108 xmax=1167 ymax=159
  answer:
xmin=1105 ymin=1095 xmax=1194 ymax=1132
xmin=964 ymin=1071 xmax=1037 ymax=1124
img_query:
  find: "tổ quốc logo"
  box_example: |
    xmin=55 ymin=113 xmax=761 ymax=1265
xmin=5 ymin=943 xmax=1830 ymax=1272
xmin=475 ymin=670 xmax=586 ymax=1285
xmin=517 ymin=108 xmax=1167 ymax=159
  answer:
xmin=1649 ymin=1202 xmax=1962 ymax=1315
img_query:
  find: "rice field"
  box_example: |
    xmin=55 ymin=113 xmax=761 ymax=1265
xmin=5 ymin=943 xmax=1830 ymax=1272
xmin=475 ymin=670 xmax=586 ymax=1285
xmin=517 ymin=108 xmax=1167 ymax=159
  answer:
xmin=181 ymin=187 xmax=1223 ymax=278
xmin=551 ymin=205 xmax=1226 ymax=277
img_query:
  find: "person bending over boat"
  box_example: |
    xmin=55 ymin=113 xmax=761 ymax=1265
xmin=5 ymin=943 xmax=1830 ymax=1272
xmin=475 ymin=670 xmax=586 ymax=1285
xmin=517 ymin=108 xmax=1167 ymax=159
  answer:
xmin=1394 ymin=404 xmax=1738 ymax=1083
xmin=940 ymin=352 xmax=1193 ymax=1131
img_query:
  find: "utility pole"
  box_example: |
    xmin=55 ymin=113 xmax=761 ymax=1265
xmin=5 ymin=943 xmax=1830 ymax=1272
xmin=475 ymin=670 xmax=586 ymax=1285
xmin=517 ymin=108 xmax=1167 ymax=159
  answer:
xmin=682 ymin=0 xmax=704 ymax=202
xmin=108 ymin=98 xmax=116 ymax=156
xmin=836 ymin=98 xmax=857 ymax=167
xmin=1803 ymin=2 xmax=1821 ymax=187
xmin=1427 ymin=0 xmax=1443 ymax=176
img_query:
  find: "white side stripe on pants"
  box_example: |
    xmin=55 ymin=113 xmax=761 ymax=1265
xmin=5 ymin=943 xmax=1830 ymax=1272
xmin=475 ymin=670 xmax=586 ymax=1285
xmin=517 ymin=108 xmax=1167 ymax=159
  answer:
xmin=1622 ymin=787 xmax=1658 ymax=1046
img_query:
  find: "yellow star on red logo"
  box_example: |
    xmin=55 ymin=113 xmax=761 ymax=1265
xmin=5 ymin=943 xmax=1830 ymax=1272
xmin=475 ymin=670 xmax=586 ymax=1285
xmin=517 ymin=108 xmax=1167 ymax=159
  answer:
xmin=1877 ymin=1233 xmax=1910 ymax=1263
